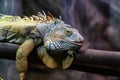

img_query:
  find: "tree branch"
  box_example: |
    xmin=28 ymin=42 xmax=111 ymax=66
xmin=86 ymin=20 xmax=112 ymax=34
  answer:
xmin=0 ymin=43 xmax=120 ymax=77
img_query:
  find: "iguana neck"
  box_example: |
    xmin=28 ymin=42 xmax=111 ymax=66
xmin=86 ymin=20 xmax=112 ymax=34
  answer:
xmin=37 ymin=20 xmax=58 ymax=42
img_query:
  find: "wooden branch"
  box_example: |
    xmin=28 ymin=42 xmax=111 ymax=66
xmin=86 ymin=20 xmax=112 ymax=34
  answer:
xmin=0 ymin=43 xmax=120 ymax=77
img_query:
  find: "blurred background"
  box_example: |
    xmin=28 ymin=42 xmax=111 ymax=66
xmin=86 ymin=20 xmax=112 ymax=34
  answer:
xmin=0 ymin=0 xmax=120 ymax=80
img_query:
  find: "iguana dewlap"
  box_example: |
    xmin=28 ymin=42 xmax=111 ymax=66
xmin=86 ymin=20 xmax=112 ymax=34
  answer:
xmin=0 ymin=13 xmax=84 ymax=80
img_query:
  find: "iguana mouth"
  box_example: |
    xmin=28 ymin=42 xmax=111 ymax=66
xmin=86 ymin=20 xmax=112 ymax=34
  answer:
xmin=74 ymin=41 xmax=84 ymax=46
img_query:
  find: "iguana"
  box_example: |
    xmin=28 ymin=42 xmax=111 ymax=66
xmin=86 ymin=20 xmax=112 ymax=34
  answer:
xmin=0 ymin=12 xmax=84 ymax=80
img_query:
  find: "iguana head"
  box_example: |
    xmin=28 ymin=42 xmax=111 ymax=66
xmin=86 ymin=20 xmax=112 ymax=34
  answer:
xmin=43 ymin=19 xmax=84 ymax=53
xmin=37 ymin=19 xmax=84 ymax=69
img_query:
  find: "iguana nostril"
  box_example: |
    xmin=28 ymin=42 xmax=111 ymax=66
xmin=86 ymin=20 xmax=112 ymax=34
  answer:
xmin=79 ymin=37 xmax=84 ymax=42
xmin=79 ymin=36 xmax=84 ymax=42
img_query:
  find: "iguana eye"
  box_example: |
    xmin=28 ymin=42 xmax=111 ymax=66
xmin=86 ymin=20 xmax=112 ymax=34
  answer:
xmin=64 ymin=28 xmax=73 ymax=36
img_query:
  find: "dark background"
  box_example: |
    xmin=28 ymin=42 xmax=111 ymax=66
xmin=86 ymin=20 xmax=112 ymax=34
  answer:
xmin=0 ymin=0 xmax=120 ymax=80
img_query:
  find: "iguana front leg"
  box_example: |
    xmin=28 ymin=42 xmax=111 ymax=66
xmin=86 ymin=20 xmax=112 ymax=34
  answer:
xmin=37 ymin=46 xmax=74 ymax=69
xmin=37 ymin=46 xmax=58 ymax=68
xmin=16 ymin=39 xmax=34 ymax=80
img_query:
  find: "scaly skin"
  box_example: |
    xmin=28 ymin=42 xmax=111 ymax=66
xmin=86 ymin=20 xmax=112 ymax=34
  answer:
xmin=0 ymin=13 xmax=84 ymax=80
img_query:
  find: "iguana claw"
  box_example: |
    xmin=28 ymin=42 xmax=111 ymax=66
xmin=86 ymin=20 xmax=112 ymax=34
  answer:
xmin=19 ymin=72 xmax=26 ymax=80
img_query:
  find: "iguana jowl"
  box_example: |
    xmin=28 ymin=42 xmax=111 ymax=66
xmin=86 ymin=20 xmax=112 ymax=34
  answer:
xmin=0 ymin=13 xmax=84 ymax=80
